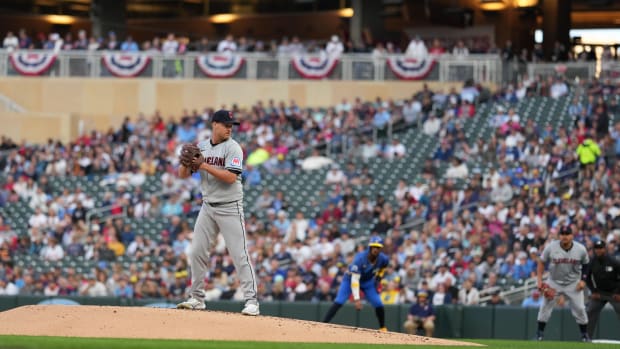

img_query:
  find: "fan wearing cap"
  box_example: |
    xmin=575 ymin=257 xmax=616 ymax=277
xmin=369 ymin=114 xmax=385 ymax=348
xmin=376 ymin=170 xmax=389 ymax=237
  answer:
xmin=404 ymin=291 xmax=435 ymax=337
xmin=585 ymin=239 xmax=620 ymax=338
xmin=177 ymin=110 xmax=260 ymax=316
xmin=535 ymin=225 xmax=591 ymax=342
xmin=322 ymin=236 xmax=390 ymax=332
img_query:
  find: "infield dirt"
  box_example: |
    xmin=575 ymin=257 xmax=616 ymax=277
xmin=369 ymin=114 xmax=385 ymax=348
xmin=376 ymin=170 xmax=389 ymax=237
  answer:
xmin=0 ymin=305 xmax=480 ymax=346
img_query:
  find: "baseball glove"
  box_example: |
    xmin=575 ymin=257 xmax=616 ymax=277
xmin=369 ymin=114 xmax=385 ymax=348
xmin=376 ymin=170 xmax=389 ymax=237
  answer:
xmin=179 ymin=143 xmax=204 ymax=172
xmin=539 ymin=282 xmax=556 ymax=300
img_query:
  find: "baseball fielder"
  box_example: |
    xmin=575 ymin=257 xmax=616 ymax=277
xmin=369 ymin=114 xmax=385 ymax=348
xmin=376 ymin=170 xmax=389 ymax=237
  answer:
xmin=176 ymin=109 xmax=259 ymax=316
xmin=323 ymin=236 xmax=389 ymax=332
xmin=536 ymin=225 xmax=590 ymax=342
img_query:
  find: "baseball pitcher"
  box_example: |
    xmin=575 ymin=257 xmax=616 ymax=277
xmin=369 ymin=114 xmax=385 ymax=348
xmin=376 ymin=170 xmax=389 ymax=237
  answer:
xmin=176 ymin=109 xmax=259 ymax=316
xmin=536 ymin=225 xmax=590 ymax=342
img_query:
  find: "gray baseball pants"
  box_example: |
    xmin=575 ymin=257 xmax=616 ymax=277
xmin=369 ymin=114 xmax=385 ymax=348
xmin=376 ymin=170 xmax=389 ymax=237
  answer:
xmin=537 ymin=279 xmax=588 ymax=324
xmin=188 ymin=201 xmax=258 ymax=303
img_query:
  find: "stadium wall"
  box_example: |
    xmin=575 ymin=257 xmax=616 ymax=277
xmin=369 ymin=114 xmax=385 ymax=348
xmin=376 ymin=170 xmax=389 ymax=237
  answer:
xmin=0 ymin=78 xmax=470 ymax=142
xmin=0 ymin=296 xmax=618 ymax=340
xmin=0 ymin=111 xmax=77 ymax=144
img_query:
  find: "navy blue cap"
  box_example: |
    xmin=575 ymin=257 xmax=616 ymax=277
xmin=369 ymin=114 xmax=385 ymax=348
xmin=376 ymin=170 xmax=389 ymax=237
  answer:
xmin=594 ymin=240 xmax=606 ymax=249
xmin=211 ymin=109 xmax=240 ymax=125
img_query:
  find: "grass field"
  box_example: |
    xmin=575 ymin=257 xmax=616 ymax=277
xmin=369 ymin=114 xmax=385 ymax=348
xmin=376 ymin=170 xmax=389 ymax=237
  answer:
xmin=0 ymin=336 xmax=616 ymax=349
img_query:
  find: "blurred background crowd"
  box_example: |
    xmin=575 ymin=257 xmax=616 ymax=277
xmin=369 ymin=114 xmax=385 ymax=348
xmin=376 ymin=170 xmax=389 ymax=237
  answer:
xmin=0 ymin=71 xmax=619 ymax=312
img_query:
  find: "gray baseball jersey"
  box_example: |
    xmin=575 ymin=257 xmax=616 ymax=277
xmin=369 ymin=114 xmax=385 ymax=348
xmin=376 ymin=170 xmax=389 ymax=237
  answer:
xmin=540 ymin=240 xmax=589 ymax=286
xmin=197 ymin=138 xmax=244 ymax=203
xmin=185 ymin=137 xmax=258 ymax=308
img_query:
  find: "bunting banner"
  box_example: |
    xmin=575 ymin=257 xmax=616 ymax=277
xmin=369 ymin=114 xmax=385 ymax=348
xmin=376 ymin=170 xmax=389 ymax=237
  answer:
xmin=387 ymin=55 xmax=437 ymax=80
xmin=102 ymin=53 xmax=151 ymax=77
xmin=291 ymin=55 xmax=339 ymax=79
xmin=196 ymin=54 xmax=244 ymax=78
xmin=9 ymin=51 xmax=57 ymax=76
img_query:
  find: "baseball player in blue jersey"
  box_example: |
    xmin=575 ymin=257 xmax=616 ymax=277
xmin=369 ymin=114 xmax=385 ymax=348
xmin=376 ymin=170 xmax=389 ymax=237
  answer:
xmin=322 ymin=236 xmax=390 ymax=332
xmin=176 ymin=110 xmax=259 ymax=316
xmin=535 ymin=225 xmax=590 ymax=342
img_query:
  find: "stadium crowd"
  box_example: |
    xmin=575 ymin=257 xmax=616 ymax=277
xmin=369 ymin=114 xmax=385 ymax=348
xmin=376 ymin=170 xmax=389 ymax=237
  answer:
xmin=0 ymin=73 xmax=619 ymax=316
xmin=3 ymin=27 xmax=617 ymax=65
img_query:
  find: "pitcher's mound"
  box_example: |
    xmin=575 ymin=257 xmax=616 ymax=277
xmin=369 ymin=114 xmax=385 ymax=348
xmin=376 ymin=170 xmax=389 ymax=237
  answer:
xmin=0 ymin=305 xmax=479 ymax=346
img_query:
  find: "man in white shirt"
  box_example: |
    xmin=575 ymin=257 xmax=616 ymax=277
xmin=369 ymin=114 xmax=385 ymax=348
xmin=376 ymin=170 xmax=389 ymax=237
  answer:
xmin=430 ymin=264 xmax=456 ymax=290
xmin=325 ymin=35 xmax=344 ymax=58
xmin=550 ymin=78 xmax=568 ymax=99
xmin=325 ymin=166 xmax=346 ymax=186
xmin=28 ymin=207 xmax=48 ymax=229
xmin=162 ymin=33 xmax=179 ymax=55
xmin=490 ymin=177 xmax=513 ymax=203
xmin=217 ymin=34 xmax=238 ymax=53
xmin=0 ymin=278 xmax=19 ymax=295
xmin=445 ymin=158 xmax=468 ymax=179
xmin=40 ymin=237 xmax=64 ymax=262
xmin=405 ymin=35 xmax=428 ymax=59
xmin=384 ymin=138 xmax=406 ymax=159
xmin=402 ymin=99 xmax=422 ymax=125
xmin=423 ymin=113 xmax=441 ymax=136
xmin=2 ymin=31 xmax=18 ymax=51
xmin=79 ymin=274 xmax=109 ymax=296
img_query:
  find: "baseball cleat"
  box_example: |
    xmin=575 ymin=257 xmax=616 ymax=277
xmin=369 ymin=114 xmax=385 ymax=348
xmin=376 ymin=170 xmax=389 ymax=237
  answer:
xmin=241 ymin=303 xmax=260 ymax=316
xmin=379 ymin=327 xmax=388 ymax=332
xmin=176 ymin=297 xmax=206 ymax=310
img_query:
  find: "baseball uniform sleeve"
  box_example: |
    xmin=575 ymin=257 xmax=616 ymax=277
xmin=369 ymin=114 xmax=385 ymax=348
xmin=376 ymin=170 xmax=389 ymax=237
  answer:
xmin=225 ymin=142 xmax=243 ymax=174
xmin=540 ymin=243 xmax=551 ymax=263
xmin=580 ymin=245 xmax=589 ymax=264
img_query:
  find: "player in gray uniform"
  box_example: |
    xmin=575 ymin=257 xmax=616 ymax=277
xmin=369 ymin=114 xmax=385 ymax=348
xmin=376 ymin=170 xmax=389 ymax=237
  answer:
xmin=177 ymin=109 xmax=259 ymax=316
xmin=536 ymin=225 xmax=590 ymax=342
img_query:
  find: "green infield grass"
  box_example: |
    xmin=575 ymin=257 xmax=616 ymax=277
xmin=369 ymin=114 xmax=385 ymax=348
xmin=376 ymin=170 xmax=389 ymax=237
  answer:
xmin=0 ymin=336 xmax=617 ymax=349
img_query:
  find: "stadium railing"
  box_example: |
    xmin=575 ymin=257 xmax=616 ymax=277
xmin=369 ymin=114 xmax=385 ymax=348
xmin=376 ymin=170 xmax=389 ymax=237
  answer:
xmin=0 ymin=49 xmax=503 ymax=83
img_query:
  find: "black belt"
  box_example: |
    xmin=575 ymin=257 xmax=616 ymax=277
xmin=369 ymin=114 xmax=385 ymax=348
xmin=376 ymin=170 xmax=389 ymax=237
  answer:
xmin=206 ymin=201 xmax=238 ymax=207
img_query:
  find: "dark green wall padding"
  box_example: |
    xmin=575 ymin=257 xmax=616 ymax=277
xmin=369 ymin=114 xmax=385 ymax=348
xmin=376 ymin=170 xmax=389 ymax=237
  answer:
xmin=0 ymin=296 xmax=618 ymax=340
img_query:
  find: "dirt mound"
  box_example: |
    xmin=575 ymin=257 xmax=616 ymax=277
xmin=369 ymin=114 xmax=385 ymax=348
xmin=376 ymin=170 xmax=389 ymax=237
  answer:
xmin=0 ymin=305 xmax=479 ymax=346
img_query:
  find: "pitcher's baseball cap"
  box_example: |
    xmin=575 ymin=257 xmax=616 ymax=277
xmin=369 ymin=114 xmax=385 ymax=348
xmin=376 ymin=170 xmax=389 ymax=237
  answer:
xmin=211 ymin=109 xmax=240 ymax=125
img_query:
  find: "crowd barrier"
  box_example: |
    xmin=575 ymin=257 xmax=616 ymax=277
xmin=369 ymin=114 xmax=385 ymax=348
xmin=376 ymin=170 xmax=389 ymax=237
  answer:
xmin=0 ymin=296 xmax=617 ymax=340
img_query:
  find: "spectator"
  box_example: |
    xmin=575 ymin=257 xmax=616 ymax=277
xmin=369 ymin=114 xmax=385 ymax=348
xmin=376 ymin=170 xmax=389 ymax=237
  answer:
xmin=403 ymin=292 xmax=435 ymax=337
xmin=452 ymin=40 xmax=469 ymax=59
xmin=2 ymin=31 xmax=18 ymax=51
xmin=79 ymin=273 xmax=108 ymax=297
xmin=488 ymin=290 xmax=506 ymax=306
xmin=384 ymin=138 xmax=406 ymax=159
xmin=0 ymin=277 xmax=19 ymax=295
xmin=325 ymin=35 xmax=344 ymax=58
xmin=522 ymin=290 xmax=543 ymax=307
xmin=423 ymin=113 xmax=441 ymax=136
xmin=120 ymin=36 xmax=139 ymax=52
xmin=458 ymin=279 xmax=480 ymax=305
xmin=216 ymin=34 xmax=237 ymax=53
xmin=325 ymin=165 xmax=346 ymax=186
xmin=405 ymin=35 xmax=428 ymax=59
xmin=445 ymin=157 xmax=468 ymax=179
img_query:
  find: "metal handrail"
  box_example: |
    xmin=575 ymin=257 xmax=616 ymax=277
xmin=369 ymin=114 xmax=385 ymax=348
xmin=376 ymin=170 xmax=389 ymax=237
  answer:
xmin=0 ymin=49 xmax=502 ymax=83
xmin=479 ymin=276 xmax=539 ymax=306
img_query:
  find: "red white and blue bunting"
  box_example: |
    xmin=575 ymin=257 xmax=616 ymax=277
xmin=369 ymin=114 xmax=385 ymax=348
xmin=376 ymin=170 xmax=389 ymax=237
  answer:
xmin=291 ymin=55 xmax=339 ymax=79
xmin=387 ymin=55 xmax=436 ymax=80
xmin=196 ymin=54 xmax=244 ymax=78
xmin=102 ymin=53 xmax=150 ymax=77
xmin=9 ymin=51 xmax=57 ymax=76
